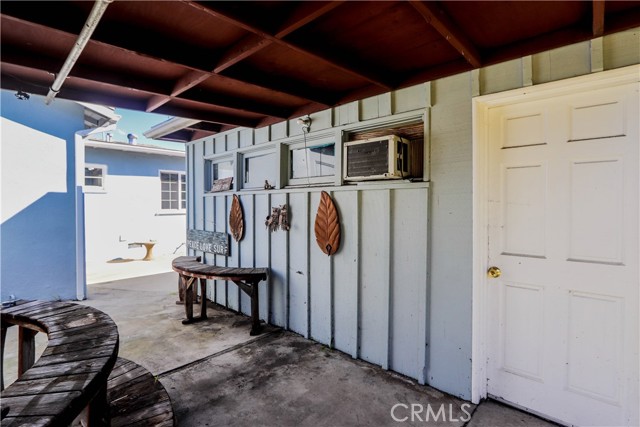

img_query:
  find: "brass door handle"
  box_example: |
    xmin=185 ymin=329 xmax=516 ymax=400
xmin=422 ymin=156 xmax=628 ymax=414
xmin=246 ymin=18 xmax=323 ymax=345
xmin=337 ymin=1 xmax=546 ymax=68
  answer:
xmin=487 ymin=266 xmax=501 ymax=278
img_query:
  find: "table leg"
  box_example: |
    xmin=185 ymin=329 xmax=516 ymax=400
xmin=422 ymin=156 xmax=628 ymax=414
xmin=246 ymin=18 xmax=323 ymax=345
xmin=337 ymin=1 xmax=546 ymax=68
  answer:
xmin=250 ymin=281 xmax=262 ymax=336
xmin=176 ymin=274 xmax=184 ymax=304
xmin=142 ymin=243 xmax=154 ymax=261
xmin=181 ymin=276 xmax=195 ymax=324
xmin=18 ymin=327 xmax=37 ymax=378
xmin=1 ymin=326 xmax=7 ymax=391
xmin=199 ymin=278 xmax=207 ymax=319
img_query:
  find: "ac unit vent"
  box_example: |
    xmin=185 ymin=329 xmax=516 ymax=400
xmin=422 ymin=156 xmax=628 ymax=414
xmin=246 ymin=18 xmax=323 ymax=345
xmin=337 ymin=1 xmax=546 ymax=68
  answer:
xmin=343 ymin=135 xmax=417 ymax=181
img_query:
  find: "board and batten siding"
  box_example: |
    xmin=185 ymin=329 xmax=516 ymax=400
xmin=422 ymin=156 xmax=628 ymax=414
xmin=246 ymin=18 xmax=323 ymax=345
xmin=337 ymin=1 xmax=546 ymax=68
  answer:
xmin=186 ymin=181 xmax=430 ymax=382
xmin=186 ymin=28 xmax=640 ymax=400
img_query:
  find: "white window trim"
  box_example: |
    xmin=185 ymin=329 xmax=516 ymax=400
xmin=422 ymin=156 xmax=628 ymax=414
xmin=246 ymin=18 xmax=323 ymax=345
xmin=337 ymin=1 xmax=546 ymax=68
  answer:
xmin=84 ymin=163 xmax=107 ymax=193
xmin=240 ymin=148 xmax=277 ymax=190
xmin=204 ymin=155 xmax=235 ymax=194
xmin=285 ymin=135 xmax=336 ymax=187
xmin=160 ymin=169 xmax=187 ymax=212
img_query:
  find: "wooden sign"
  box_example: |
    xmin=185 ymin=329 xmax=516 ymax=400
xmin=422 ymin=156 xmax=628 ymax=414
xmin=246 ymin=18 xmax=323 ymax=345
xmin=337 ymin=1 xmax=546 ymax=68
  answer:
xmin=187 ymin=229 xmax=229 ymax=256
xmin=211 ymin=177 xmax=233 ymax=192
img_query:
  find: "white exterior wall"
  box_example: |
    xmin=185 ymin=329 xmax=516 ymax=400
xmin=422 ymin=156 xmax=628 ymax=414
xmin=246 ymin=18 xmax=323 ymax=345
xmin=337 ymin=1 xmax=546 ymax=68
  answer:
xmin=84 ymin=147 xmax=186 ymax=266
xmin=187 ymin=29 xmax=639 ymax=399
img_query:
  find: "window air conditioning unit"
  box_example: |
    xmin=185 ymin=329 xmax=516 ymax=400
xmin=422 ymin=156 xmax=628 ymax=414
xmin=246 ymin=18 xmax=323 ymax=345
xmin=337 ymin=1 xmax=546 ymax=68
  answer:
xmin=343 ymin=135 xmax=419 ymax=181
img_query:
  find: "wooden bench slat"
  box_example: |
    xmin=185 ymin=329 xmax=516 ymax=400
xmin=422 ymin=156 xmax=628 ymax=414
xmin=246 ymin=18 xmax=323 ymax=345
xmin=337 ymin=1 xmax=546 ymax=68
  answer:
xmin=24 ymin=305 xmax=85 ymax=323
xmin=0 ymin=374 xmax=93 ymax=397
xmin=107 ymin=358 xmax=175 ymax=427
xmin=20 ymin=357 xmax=111 ymax=381
xmin=3 ymin=301 xmax=55 ymax=317
xmin=116 ymin=411 xmax=174 ymax=427
xmin=36 ymin=344 xmax=117 ymax=367
xmin=47 ymin=325 xmax=118 ymax=344
xmin=107 ymin=366 xmax=150 ymax=389
xmin=44 ymin=312 xmax=114 ymax=334
xmin=1 ymin=391 xmax=82 ymax=416
xmin=43 ymin=335 xmax=119 ymax=355
xmin=0 ymin=415 xmax=55 ymax=427
xmin=1 ymin=300 xmax=44 ymax=314
xmin=108 ymin=359 xmax=139 ymax=376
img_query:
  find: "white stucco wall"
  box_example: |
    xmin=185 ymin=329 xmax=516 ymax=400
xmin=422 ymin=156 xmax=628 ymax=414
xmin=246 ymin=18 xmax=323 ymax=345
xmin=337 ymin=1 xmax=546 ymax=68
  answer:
xmin=84 ymin=147 xmax=187 ymax=266
xmin=1 ymin=91 xmax=85 ymax=301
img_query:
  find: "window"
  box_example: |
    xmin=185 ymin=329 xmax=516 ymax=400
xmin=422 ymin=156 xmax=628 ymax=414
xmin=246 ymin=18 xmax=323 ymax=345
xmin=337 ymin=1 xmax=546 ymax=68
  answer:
xmin=205 ymin=158 xmax=234 ymax=192
xmin=161 ymin=171 xmax=186 ymax=210
xmin=290 ymin=143 xmax=335 ymax=180
xmin=286 ymin=136 xmax=336 ymax=186
xmin=213 ymin=161 xmax=234 ymax=181
xmin=243 ymin=152 xmax=276 ymax=189
xmin=84 ymin=164 xmax=106 ymax=191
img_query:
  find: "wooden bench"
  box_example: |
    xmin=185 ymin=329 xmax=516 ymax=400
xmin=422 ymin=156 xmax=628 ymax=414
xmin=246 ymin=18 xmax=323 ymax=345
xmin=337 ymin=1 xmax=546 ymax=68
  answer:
xmin=172 ymin=256 xmax=269 ymax=335
xmin=1 ymin=300 xmax=119 ymax=426
xmin=107 ymin=357 xmax=174 ymax=426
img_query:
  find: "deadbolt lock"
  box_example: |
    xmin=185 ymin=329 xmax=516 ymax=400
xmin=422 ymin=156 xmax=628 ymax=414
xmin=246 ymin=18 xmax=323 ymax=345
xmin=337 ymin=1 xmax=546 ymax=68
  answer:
xmin=487 ymin=266 xmax=502 ymax=278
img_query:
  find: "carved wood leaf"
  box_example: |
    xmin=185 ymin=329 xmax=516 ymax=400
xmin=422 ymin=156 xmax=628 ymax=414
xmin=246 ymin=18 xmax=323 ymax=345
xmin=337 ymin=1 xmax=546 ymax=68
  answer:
xmin=229 ymin=194 xmax=244 ymax=242
xmin=314 ymin=191 xmax=340 ymax=256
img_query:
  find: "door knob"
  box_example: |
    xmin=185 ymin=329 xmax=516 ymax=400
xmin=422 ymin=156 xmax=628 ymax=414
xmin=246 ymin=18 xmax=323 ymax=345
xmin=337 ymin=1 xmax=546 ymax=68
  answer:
xmin=487 ymin=266 xmax=501 ymax=278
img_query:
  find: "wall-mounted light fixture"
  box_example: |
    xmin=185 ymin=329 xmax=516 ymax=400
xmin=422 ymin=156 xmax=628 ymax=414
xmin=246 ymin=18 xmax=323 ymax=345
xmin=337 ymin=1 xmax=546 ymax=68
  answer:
xmin=296 ymin=116 xmax=311 ymax=133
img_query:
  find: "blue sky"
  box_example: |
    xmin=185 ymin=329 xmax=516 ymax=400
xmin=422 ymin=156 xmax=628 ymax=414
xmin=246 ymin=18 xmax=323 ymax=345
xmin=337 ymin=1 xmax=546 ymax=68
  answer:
xmin=111 ymin=108 xmax=185 ymax=151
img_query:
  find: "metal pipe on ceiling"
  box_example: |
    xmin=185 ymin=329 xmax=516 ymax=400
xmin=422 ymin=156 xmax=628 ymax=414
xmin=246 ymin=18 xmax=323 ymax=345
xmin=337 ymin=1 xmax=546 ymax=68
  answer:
xmin=45 ymin=0 xmax=112 ymax=105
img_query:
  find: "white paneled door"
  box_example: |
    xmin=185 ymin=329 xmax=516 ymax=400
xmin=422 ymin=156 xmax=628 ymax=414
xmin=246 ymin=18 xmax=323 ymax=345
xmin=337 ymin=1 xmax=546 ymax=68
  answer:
xmin=485 ymin=78 xmax=639 ymax=425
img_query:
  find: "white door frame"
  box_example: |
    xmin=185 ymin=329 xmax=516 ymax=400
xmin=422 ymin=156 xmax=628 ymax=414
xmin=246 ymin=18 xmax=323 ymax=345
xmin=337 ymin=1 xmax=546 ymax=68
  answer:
xmin=470 ymin=64 xmax=640 ymax=404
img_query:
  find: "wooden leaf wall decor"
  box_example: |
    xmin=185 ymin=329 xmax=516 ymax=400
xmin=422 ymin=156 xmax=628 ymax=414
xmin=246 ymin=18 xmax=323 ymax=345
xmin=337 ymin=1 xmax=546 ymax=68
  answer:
xmin=229 ymin=195 xmax=244 ymax=242
xmin=314 ymin=191 xmax=341 ymax=256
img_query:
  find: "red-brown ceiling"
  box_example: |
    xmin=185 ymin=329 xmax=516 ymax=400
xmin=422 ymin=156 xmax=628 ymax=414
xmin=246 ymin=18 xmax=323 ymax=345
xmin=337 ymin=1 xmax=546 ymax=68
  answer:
xmin=2 ymin=1 xmax=639 ymax=140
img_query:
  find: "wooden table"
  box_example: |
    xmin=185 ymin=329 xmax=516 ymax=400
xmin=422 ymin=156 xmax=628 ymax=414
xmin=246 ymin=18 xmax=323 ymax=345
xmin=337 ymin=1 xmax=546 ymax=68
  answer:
xmin=129 ymin=242 xmax=156 ymax=261
xmin=172 ymin=256 xmax=268 ymax=335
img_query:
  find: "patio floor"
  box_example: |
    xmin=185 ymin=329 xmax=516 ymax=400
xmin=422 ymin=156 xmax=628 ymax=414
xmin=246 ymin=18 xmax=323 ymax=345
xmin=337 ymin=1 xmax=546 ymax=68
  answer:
xmin=2 ymin=272 xmax=558 ymax=426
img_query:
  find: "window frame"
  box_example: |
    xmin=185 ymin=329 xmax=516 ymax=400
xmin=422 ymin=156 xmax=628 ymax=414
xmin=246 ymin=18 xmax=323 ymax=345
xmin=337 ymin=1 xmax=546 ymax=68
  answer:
xmin=160 ymin=170 xmax=187 ymax=212
xmin=84 ymin=163 xmax=107 ymax=193
xmin=285 ymin=135 xmax=336 ymax=187
xmin=205 ymin=155 xmax=235 ymax=193
xmin=240 ymin=148 xmax=278 ymax=190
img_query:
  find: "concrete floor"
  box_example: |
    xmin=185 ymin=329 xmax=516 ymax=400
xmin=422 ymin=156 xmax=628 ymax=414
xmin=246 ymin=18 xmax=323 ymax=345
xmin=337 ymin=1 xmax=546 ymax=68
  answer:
xmin=2 ymin=272 xmax=558 ymax=426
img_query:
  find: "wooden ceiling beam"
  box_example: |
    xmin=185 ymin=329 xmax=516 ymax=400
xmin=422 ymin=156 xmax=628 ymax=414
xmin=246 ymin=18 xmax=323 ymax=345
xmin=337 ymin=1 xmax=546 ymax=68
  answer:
xmin=409 ymin=0 xmax=482 ymax=68
xmin=152 ymin=104 xmax=260 ymax=128
xmin=178 ymin=90 xmax=292 ymax=119
xmin=146 ymin=70 xmax=210 ymax=112
xmin=593 ymin=0 xmax=605 ymax=37
xmin=274 ymin=1 xmax=345 ymax=38
xmin=1 ymin=53 xmax=290 ymax=122
xmin=214 ymin=34 xmax=273 ymax=74
xmin=2 ymin=14 xmax=327 ymax=112
xmin=221 ymin=66 xmax=337 ymax=106
xmin=188 ymin=121 xmax=224 ymax=133
xmin=214 ymin=2 xmax=344 ymax=74
xmin=185 ymin=1 xmax=393 ymax=90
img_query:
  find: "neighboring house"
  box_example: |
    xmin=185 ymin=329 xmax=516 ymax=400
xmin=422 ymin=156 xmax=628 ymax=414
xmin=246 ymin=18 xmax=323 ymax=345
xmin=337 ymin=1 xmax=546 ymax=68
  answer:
xmin=1 ymin=89 xmax=186 ymax=299
xmin=0 ymin=90 xmax=118 ymax=301
xmin=184 ymin=32 xmax=639 ymax=426
xmin=83 ymin=139 xmax=186 ymax=268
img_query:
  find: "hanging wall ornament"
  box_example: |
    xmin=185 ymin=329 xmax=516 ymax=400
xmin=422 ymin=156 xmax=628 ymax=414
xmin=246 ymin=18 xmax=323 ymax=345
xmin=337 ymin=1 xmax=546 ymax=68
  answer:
xmin=229 ymin=194 xmax=244 ymax=242
xmin=314 ymin=191 xmax=341 ymax=256
xmin=265 ymin=205 xmax=290 ymax=232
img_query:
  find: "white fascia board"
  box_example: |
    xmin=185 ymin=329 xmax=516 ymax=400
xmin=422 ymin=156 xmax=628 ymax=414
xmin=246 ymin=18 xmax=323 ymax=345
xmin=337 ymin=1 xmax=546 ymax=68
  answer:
xmin=144 ymin=117 xmax=200 ymax=139
xmin=77 ymin=102 xmax=121 ymax=123
xmin=84 ymin=140 xmax=185 ymax=157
